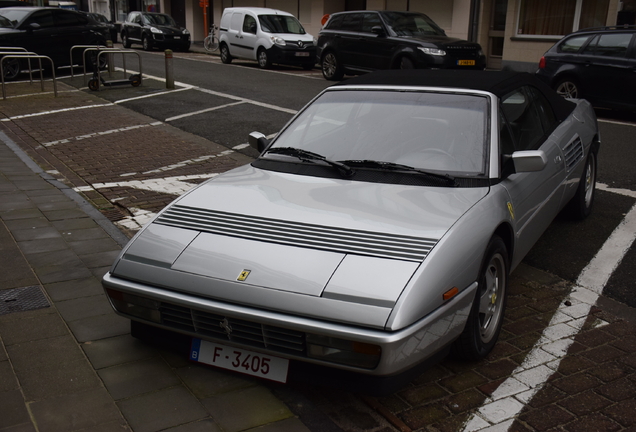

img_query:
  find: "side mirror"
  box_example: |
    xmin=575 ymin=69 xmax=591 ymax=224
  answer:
xmin=27 ymin=22 xmax=41 ymax=31
xmin=512 ymin=150 xmax=547 ymax=173
xmin=371 ymin=25 xmax=385 ymax=36
xmin=248 ymin=131 xmax=269 ymax=152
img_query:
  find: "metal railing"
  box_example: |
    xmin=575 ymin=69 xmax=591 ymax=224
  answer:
xmin=82 ymin=48 xmax=142 ymax=91
xmin=1 ymin=51 xmax=56 ymax=100
xmin=69 ymin=45 xmax=106 ymax=79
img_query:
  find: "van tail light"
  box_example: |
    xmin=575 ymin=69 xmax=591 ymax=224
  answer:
xmin=538 ymin=56 xmax=546 ymax=69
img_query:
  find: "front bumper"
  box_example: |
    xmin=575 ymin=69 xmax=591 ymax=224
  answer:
xmin=102 ymin=272 xmax=475 ymax=376
xmin=267 ymin=45 xmax=316 ymax=66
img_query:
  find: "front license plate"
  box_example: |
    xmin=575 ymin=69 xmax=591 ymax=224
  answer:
xmin=295 ymin=52 xmax=310 ymax=57
xmin=457 ymin=60 xmax=475 ymax=66
xmin=174 ymin=36 xmax=181 ymax=39
xmin=190 ymin=339 xmax=289 ymax=383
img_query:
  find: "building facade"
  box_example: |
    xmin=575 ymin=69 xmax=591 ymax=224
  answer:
xmin=66 ymin=0 xmax=631 ymax=73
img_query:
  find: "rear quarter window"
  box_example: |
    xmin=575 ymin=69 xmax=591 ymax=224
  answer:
xmin=557 ymin=35 xmax=591 ymax=53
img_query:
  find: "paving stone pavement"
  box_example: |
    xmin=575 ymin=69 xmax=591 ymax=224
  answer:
xmin=1 ymin=74 xmax=635 ymax=432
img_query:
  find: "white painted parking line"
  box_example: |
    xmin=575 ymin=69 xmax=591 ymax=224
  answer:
xmin=140 ymin=150 xmax=235 ymax=174
xmin=463 ymin=188 xmax=636 ymax=431
xmin=113 ymin=85 xmax=193 ymax=104
xmin=164 ymin=101 xmax=245 ymax=122
xmin=598 ymin=118 xmax=636 ymax=127
xmin=0 ymin=103 xmax=113 ymax=121
xmin=42 ymin=121 xmax=163 ymax=147
xmin=0 ymin=89 xmax=80 ymax=100
xmin=111 ymin=69 xmax=298 ymax=116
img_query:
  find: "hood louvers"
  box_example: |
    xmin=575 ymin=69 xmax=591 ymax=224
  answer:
xmin=156 ymin=205 xmax=437 ymax=262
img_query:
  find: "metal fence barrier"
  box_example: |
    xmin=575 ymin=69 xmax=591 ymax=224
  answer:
xmin=69 ymin=45 xmax=106 ymax=79
xmin=1 ymin=52 xmax=56 ymax=100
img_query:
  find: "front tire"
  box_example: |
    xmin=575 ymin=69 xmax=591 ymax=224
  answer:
xmin=399 ymin=56 xmax=415 ymax=69
xmin=554 ymin=77 xmax=581 ymax=99
xmin=122 ymin=33 xmax=131 ymax=48
xmin=142 ymin=35 xmax=152 ymax=51
xmin=220 ymin=44 xmax=232 ymax=64
xmin=321 ymin=51 xmax=343 ymax=81
xmin=88 ymin=78 xmax=100 ymax=91
xmin=453 ymin=235 xmax=509 ymax=361
xmin=257 ymin=48 xmax=271 ymax=69
xmin=565 ymin=151 xmax=597 ymax=220
xmin=2 ymin=58 xmax=21 ymax=81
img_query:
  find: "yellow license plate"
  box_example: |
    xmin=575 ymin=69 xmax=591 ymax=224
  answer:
xmin=457 ymin=60 xmax=475 ymax=66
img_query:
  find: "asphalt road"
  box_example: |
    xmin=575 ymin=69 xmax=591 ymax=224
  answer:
xmin=97 ymin=48 xmax=636 ymax=311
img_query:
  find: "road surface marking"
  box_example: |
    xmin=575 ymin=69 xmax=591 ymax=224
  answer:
xmin=0 ymin=104 xmax=113 ymax=121
xmin=41 ymin=122 xmax=163 ymax=147
xmin=463 ymin=190 xmax=636 ymax=431
xmin=164 ymin=101 xmax=245 ymax=122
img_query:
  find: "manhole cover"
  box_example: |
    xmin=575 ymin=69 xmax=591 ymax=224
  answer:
xmin=0 ymin=286 xmax=50 ymax=315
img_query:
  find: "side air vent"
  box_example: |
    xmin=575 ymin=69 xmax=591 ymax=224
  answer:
xmin=156 ymin=205 xmax=437 ymax=262
xmin=563 ymin=135 xmax=584 ymax=172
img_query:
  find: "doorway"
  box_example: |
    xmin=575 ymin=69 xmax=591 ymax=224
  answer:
xmin=487 ymin=0 xmax=507 ymax=69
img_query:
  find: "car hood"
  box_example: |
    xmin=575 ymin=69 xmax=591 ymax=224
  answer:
xmin=153 ymin=25 xmax=186 ymax=34
xmin=112 ymin=166 xmax=488 ymax=326
xmin=404 ymin=36 xmax=481 ymax=48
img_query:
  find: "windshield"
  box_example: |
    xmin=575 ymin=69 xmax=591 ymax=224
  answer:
xmin=258 ymin=14 xmax=305 ymax=34
xmin=0 ymin=8 xmax=30 ymax=26
xmin=381 ymin=12 xmax=446 ymax=36
xmin=0 ymin=15 xmax=14 ymax=28
xmin=143 ymin=13 xmax=176 ymax=26
xmin=267 ymin=90 xmax=489 ymax=176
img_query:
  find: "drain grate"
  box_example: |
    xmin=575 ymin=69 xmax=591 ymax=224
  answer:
xmin=0 ymin=286 xmax=50 ymax=316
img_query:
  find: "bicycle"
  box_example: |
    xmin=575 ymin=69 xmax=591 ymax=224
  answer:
xmin=204 ymin=25 xmax=219 ymax=53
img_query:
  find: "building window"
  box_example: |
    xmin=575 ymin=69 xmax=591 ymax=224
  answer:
xmin=517 ymin=0 xmax=609 ymax=37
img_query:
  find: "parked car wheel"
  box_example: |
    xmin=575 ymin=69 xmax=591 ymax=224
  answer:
xmin=554 ymin=77 xmax=581 ymax=99
xmin=220 ymin=44 xmax=232 ymax=64
xmin=565 ymin=151 xmax=597 ymax=220
xmin=257 ymin=48 xmax=271 ymax=69
xmin=399 ymin=56 xmax=415 ymax=69
xmin=2 ymin=58 xmax=21 ymax=81
xmin=142 ymin=35 xmax=152 ymax=51
xmin=453 ymin=235 xmax=508 ymax=361
xmin=122 ymin=33 xmax=131 ymax=48
xmin=321 ymin=51 xmax=343 ymax=81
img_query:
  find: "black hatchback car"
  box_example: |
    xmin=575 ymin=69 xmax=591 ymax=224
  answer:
xmin=536 ymin=26 xmax=636 ymax=111
xmin=120 ymin=11 xmax=190 ymax=52
xmin=316 ymin=10 xmax=486 ymax=80
xmin=0 ymin=6 xmax=110 ymax=79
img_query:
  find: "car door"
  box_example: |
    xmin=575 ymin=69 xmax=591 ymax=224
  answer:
xmin=127 ymin=12 xmax=142 ymax=43
xmin=335 ymin=13 xmax=364 ymax=70
xmin=227 ymin=11 xmax=248 ymax=58
xmin=499 ymin=86 xmax=568 ymax=266
xmin=53 ymin=10 xmax=92 ymax=66
xmin=355 ymin=12 xmax=395 ymax=70
xmin=578 ymin=32 xmax=636 ymax=109
xmin=237 ymin=13 xmax=258 ymax=60
xmin=18 ymin=10 xmax=57 ymax=60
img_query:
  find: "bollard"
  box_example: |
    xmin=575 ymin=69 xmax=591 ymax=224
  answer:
xmin=165 ymin=49 xmax=174 ymax=89
xmin=106 ymin=40 xmax=114 ymax=76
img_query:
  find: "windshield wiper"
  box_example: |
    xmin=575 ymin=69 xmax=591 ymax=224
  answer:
xmin=264 ymin=147 xmax=355 ymax=178
xmin=342 ymin=160 xmax=457 ymax=186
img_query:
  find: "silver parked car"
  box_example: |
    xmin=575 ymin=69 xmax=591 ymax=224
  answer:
xmin=103 ymin=70 xmax=599 ymax=388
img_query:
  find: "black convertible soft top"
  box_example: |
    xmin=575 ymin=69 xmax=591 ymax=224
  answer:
xmin=336 ymin=70 xmax=576 ymax=122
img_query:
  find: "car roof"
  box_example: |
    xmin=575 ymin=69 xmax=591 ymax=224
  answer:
xmin=573 ymin=25 xmax=636 ymax=34
xmin=223 ymin=7 xmax=293 ymax=16
xmin=336 ymin=69 xmax=576 ymax=121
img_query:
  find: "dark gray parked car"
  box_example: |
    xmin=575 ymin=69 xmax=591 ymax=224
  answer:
xmin=536 ymin=26 xmax=636 ymax=111
xmin=0 ymin=6 xmax=110 ymax=79
xmin=120 ymin=11 xmax=190 ymax=52
xmin=316 ymin=10 xmax=486 ymax=80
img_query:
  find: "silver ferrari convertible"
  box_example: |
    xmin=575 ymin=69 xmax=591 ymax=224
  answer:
xmin=103 ymin=70 xmax=599 ymax=386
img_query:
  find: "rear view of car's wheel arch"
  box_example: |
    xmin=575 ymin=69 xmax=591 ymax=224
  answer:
xmin=451 ymin=234 xmax=510 ymax=361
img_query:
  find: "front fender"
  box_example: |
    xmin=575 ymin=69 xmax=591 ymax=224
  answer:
xmin=387 ymin=185 xmax=513 ymax=330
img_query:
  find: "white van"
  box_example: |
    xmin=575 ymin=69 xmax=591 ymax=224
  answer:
xmin=218 ymin=7 xmax=316 ymax=70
